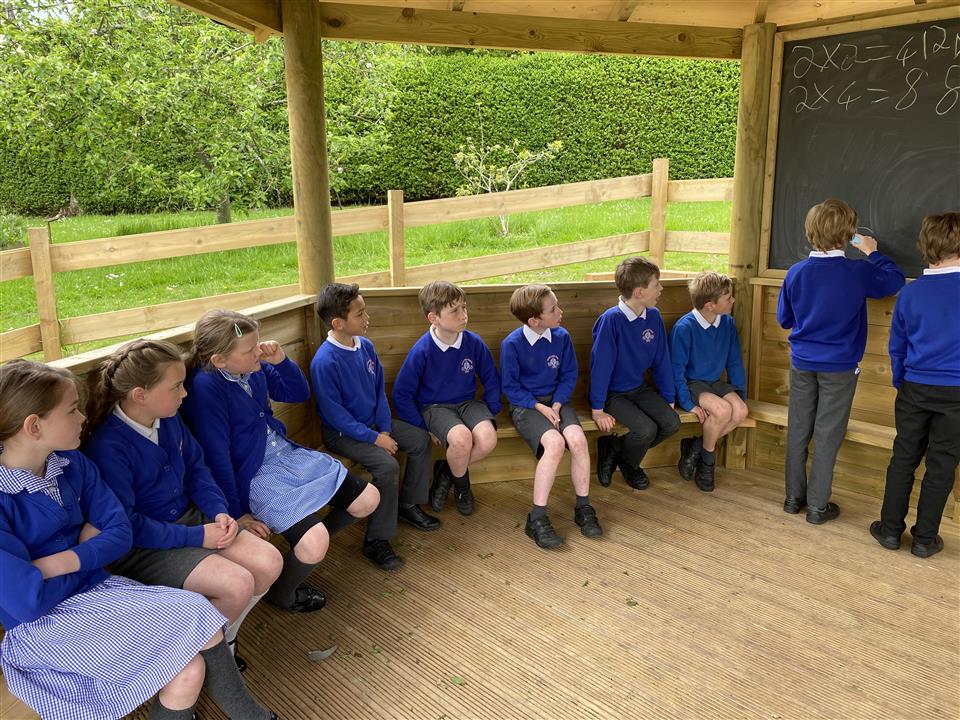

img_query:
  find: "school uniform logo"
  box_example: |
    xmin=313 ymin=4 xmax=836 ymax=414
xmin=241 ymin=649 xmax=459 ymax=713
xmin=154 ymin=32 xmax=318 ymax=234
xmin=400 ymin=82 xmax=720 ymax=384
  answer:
xmin=642 ymin=329 xmax=655 ymax=343
xmin=460 ymin=358 xmax=475 ymax=374
xmin=546 ymin=354 xmax=560 ymax=369
xmin=366 ymin=359 xmax=376 ymax=375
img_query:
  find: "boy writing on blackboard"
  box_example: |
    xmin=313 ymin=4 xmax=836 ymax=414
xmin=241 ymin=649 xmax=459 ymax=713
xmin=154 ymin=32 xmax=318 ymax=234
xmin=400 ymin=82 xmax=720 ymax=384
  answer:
xmin=870 ymin=212 xmax=960 ymax=558
xmin=776 ymin=198 xmax=904 ymax=524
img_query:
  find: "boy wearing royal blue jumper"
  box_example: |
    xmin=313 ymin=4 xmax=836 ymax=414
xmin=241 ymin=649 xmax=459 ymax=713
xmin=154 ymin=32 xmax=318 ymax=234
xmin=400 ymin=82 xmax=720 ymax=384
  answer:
xmin=311 ymin=283 xmax=440 ymax=573
xmin=392 ymin=281 xmax=500 ymax=517
xmin=670 ymin=271 xmax=749 ymax=492
xmin=590 ymin=257 xmax=679 ymax=490
xmin=871 ymin=213 xmax=960 ymax=558
xmin=777 ymin=198 xmax=905 ymax=524
xmin=501 ymin=284 xmax=602 ymax=549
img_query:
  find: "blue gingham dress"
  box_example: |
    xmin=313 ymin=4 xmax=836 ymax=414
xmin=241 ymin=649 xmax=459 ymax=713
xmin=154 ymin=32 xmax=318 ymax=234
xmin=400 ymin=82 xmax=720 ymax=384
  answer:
xmin=225 ymin=372 xmax=346 ymax=533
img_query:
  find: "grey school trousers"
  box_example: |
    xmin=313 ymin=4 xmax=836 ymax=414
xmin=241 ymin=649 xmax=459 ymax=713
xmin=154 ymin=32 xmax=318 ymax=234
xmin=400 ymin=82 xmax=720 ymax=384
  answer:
xmin=785 ymin=366 xmax=859 ymax=510
xmin=322 ymin=419 xmax=432 ymax=541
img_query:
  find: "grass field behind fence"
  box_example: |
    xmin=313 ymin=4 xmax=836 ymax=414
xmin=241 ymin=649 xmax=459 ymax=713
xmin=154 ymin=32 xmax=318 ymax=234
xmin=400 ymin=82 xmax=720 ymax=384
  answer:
xmin=1 ymin=198 xmax=731 ymax=351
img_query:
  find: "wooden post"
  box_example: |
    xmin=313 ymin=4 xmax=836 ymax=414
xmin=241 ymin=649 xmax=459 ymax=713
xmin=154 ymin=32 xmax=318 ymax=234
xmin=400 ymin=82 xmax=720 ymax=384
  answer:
xmin=282 ymin=0 xmax=334 ymax=295
xmin=28 ymin=226 xmax=61 ymax=361
xmin=648 ymin=157 xmax=669 ymax=269
xmin=388 ymin=189 xmax=406 ymax=286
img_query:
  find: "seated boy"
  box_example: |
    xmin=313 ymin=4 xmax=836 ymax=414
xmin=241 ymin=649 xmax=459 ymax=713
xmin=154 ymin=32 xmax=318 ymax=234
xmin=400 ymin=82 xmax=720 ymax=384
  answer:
xmin=670 ymin=271 xmax=749 ymax=492
xmin=311 ymin=283 xmax=441 ymax=573
xmin=392 ymin=281 xmax=500 ymax=517
xmin=590 ymin=257 xmax=680 ymax=489
xmin=871 ymin=213 xmax=960 ymax=558
xmin=501 ymin=284 xmax=602 ymax=549
xmin=777 ymin=198 xmax=904 ymax=524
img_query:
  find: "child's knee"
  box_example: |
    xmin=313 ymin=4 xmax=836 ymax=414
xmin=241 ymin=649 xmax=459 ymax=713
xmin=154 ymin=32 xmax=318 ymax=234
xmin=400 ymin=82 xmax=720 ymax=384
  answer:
xmin=732 ymin=401 xmax=749 ymax=424
xmin=447 ymin=426 xmax=473 ymax=454
xmin=224 ymin=565 xmax=256 ymax=603
xmin=254 ymin=541 xmax=284 ymax=585
xmin=540 ymin=431 xmax=566 ymax=457
xmin=712 ymin=402 xmax=733 ymax=425
xmin=294 ymin=523 xmax=330 ymax=564
xmin=171 ymin=654 xmax=206 ymax=695
xmin=472 ymin=423 xmax=497 ymax=452
xmin=352 ymin=483 xmax=380 ymax=517
xmin=564 ymin=427 xmax=588 ymax=455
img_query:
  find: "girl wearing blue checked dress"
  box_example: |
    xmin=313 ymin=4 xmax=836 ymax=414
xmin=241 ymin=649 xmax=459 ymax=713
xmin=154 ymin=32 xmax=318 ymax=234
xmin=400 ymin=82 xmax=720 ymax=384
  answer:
xmin=0 ymin=359 xmax=281 ymax=720
xmin=181 ymin=310 xmax=379 ymax=613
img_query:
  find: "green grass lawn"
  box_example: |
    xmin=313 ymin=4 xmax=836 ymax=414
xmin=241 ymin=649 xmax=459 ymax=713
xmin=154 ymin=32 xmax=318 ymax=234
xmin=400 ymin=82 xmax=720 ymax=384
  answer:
xmin=1 ymin=198 xmax=731 ymax=352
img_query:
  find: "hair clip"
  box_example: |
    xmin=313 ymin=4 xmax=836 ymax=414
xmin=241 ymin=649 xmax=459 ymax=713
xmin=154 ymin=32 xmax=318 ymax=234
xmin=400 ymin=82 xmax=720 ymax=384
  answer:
xmin=234 ymin=323 xmax=243 ymax=337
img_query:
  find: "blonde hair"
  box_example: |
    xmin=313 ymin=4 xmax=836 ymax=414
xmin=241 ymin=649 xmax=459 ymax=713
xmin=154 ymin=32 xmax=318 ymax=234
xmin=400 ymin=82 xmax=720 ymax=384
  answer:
xmin=0 ymin=360 xmax=77 ymax=442
xmin=688 ymin=271 xmax=733 ymax=310
xmin=615 ymin=257 xmax=660 ymax=297
xmin=917 ymin=212 xmax=960 ymax=265
xmin=509 ymin=284 xmax=553 ymax=324
xmin=804 ymin=198 xmax=857 ymax=252
xmin=418 ymin=281 xmax=465 ymax=318
xmin=188 ymin=309 xmax=259 ymax=371
xmin=85 ymin=339 xmax=184 ymax=439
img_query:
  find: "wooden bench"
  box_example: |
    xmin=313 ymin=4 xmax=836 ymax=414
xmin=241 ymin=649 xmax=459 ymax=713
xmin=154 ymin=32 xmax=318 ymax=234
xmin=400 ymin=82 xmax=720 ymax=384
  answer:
xmin=747 ymin=400 xmax=896 ymax=449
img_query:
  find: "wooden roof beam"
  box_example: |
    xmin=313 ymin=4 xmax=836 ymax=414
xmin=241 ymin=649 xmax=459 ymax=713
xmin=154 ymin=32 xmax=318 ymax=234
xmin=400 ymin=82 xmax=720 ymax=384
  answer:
xmin=318 ymin=2 xmax=742 ymax=59
xmin=609 ymin=1 xmax=641 ymax=21
xmin=171 ymin=0 xmax=281 ymax=38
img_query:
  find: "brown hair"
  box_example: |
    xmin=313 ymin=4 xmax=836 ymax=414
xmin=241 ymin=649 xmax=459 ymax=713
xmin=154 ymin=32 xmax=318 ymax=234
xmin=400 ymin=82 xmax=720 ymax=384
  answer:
xmin=688 ymin=271 xmax=734 ymax=310
xmin=85 ymin=339 xmax=184 ymax=438
xmin=615 ymin=257 xmax=660 ymax=298
xmin=509 ymin=284 xmax=553 ymax=324
xmin=316 ymin=282 xmax=361 ymax=328
xmin=804 ymin=198 xmax=857 ymax=251
xmin=187 ymin=309 xmax=259 ymax=371
xmin=418 ymin=280 xmax=465 ymax=318
xmin=917 ymin=212 xmax=960 ymax=265
xmin=0 ymin=359 xmax=76 ymax=442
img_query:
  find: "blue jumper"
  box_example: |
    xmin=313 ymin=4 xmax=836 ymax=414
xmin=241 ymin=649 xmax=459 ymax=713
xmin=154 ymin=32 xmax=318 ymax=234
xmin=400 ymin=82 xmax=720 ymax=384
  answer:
xmin=500 ymin=326 xmax=578 ymax=408
xmin=889 ymin=270 xmax=960 ymax=388
xmin=669 ymin=312 xmax=746 ymax=411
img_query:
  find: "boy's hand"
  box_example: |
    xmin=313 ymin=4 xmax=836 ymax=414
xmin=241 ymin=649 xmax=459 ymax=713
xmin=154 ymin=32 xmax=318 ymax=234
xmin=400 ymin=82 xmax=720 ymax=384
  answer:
xmin=214 ymin=513 xmax=239 ymax=548
xmin=375 ymin=432 xmax=398 ymax=455
xmin=78 ymin=522 xmax=101 ymax=543
xmin=428 ymin=432 xmax=441 ymax=446
xmin=691 ymin=406 xmax=708 ymax=424
xmin=535 ymin=402 xmax=560 ymax=428
xmin=850 ymin=234 xmax=878 ymax=255
xmin=258 ymin=340 xmax=286 ymax=364
xmin=201 ymin=522 xmax=229 ymax=549
xmin=237 ymin=513 xmax=271 ymax=539
xmin=592 ymin=409 xmax=616 ymax=433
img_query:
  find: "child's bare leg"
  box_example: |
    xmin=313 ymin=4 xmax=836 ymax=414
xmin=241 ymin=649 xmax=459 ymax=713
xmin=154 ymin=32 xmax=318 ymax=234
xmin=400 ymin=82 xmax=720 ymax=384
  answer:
xmin=156 ymin=654 xmax=205 ymax=711
xmin=721 ymin=392 xmax=750 ymax=435
xmin=533 ymin=430 xmax=565 ymax=506
xmin=183 ymin=555 xmax=255 ymax=623
xmin=562 ymin=424 xmax=591 ymax=497
xmin=446 ymin=425 xmax=474 ymax=477
xmin=347 ymin=483 xmax=380 ymax=519
xmin=219 ymin=532 xmax=283 ymax=594
xmin=293 ymin=522 xmax=330 ymax=564
xmin=697 ymin=393 xmax=732 ymax=452
xmin=468 ymin=420 xmax=497 ymax=464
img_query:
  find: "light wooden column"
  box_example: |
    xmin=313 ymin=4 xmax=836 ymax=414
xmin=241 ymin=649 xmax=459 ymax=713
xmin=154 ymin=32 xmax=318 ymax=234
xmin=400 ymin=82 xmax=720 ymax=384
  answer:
xmin=28 ymin=227 xmax=62 ymax=361
xmin=648 ymin=157 xmax=669 ymax=269
xmin=282 ymin=0 xmax=334 ymax=294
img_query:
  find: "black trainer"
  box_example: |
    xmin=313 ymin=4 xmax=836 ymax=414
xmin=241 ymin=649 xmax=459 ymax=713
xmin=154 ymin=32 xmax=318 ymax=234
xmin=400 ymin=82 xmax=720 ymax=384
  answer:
xmin=694 ymin=460 xmax=715 ymax=492
xmin=783 ymin=496 xmax=806 ymax=514
xmin=362 ymin=538 xmax=404 ymax=571
xmin=619 ymin=461 xmax=650 ymax=490
xmin=574 ymin=504 xmax=603 ymax=537
xmin=869 ymin=520 xmax=901 ymax=550
xmin=525 ymin=513 xmax=563 ymax=549
xmin=398 ymin=504 xmax=441 ymax=531
xmin=596 ymin=434 xmax=622 ymax=487
xmin=284 ymin=586 xmax=326 ymax=613
xmin=806 ymin=502 xmax=840 ymax=525
xmin=454 ymin=486 xmax=475 ymax=516
xmin=430 ymin=460 xmax=453 ymax=512
xmin=677 ymin=436 xmax=701 ymax=482
xmin=911 ymin=534 xmax=944 ymax=558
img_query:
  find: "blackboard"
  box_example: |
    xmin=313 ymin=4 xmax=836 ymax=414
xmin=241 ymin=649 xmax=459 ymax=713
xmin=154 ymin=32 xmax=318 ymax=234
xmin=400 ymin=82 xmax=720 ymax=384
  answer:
xmin=769 ymin=18 xmax=960 ymax=277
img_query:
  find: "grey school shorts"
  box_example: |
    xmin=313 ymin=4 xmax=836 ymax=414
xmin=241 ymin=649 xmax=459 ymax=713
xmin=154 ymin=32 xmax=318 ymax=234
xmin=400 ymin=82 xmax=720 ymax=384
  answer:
xmin=510 ymin=397 xmax=582 ymax=458
xmin=422 ymin=399 xmax=496 ymax=446
xmin=687 ymin=380 xmax=740 ymax=406
xmin=109 ymin=506 xmax=216 ymax=588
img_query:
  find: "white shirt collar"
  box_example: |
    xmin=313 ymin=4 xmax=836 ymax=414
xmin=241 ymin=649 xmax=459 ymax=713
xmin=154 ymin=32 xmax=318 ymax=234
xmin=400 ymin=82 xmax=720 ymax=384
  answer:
xmin=692 ymin=308 xmax=721 ymax=329
xmin=522 ymin=325 xmax=552 ymax=345
xmin=923 ymin=266 xmax=960 ymax=275
xmin=808 ymin=250 xmax=846 ymax=258
xmin=113 ymin=405 xmax=160 ymax=445
xmin=430 ymin=326 xmax=463 ymax=352
xmin=617 ymin=297 xmax=647 ymax=322
xmin=326 ymin=330 xmax=360 ymax=351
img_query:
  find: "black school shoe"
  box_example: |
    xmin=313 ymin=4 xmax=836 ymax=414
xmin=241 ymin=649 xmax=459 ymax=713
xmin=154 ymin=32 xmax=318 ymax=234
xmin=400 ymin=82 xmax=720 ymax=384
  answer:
xmin=525 ymin=513 xmax=563 ymax=549
xmin=226 ymin=639 xmax=247 ymax=673
xmin=596 ymin=434 xmax=622 ymax=487
xmin=694 ymin=459 xmax=715 ymax=492
xmin=618 ymin=460 xmax=650 ymax=490
xmin=574 ymin=504 xmax=603 ymax=538
xmin=911 ymin=535 xmax=944 ymax=558
xmin=806 ymin=502 xmax=840 ymax=525
xmin=283 ymin=586 xmax=327 ymax=613
xmin=677 ymin=436 xmax=701 ymax=482
xmin=398 ymin=504 xmax=442 ymax=531
xmin=783 ymin=496 xmax=806 ymax=514
xmin=362 ymin=538 xmax=405 ymax=571
xmin=869 ymin=520 xmax=901 ymax=550
xmin=454 ymin=486 xmax=475 ymax=516
xmin=430 ymin=460 xmax=453 ymax=512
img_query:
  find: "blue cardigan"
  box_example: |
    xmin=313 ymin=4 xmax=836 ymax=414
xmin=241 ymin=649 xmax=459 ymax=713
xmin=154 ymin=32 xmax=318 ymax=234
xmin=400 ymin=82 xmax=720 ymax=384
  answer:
xmin=85 ymin=413 xmax=229 ymax=550
xmin=181 ymin=358 xmax=310 ymax=518
xmin=500 ymin=326 xmax=578 ymax=409
xmin=0 ymin=451 xmax=132 ymax=630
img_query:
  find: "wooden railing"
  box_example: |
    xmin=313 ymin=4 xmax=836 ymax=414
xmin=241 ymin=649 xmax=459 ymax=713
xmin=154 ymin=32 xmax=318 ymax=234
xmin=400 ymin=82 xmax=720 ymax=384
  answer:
xmin=0 ymin=158 xmax=732 ymax=362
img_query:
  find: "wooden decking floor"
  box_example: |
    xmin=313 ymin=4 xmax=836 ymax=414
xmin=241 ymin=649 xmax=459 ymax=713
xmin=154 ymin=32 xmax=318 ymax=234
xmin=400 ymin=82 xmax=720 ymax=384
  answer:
xmin=3 ymin=467 xmax=958 ymax=720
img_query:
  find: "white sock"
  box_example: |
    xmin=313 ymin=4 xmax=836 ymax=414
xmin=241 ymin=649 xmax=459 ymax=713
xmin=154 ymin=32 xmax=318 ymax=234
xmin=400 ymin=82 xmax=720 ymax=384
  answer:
xmin=225 ymin=592 xmax=265 ymax=650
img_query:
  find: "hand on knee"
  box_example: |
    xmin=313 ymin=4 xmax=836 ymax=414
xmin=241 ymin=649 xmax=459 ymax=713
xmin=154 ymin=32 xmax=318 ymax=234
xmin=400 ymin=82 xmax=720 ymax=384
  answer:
xmin=294 ymin=524 xmax=330 ymax=564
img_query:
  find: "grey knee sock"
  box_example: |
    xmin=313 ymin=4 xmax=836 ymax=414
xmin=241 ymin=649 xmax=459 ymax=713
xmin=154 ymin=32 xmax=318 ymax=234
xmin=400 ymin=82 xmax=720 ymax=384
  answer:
xmin=200 ymin=640 xmax=272 ymax=720
xmin=321 ymin=508 xmax=358 ymax=536
xmin=148 ymin=700 xmax=195 ymax=720
xmin=265 ymin=552 xmax=318 ymax=608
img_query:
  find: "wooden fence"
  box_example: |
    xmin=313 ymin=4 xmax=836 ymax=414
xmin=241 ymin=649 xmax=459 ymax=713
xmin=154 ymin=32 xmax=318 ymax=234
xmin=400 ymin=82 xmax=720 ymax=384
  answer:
xmin=0 ymin=158 xmax=732 ymax=363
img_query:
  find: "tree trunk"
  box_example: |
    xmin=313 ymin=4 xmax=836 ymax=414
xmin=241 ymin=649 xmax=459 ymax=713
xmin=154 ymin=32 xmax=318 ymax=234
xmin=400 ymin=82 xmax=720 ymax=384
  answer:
xmin=216 ymin=194 xmax=231 ymax=224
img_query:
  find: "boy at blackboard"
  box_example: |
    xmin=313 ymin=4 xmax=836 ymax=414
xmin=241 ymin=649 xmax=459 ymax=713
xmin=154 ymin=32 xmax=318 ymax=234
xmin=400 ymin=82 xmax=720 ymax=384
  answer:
xmin=870 ymin=213 xmax=960 ymax=558
xmin=777 ymin=198 xmax=905 ymax=524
